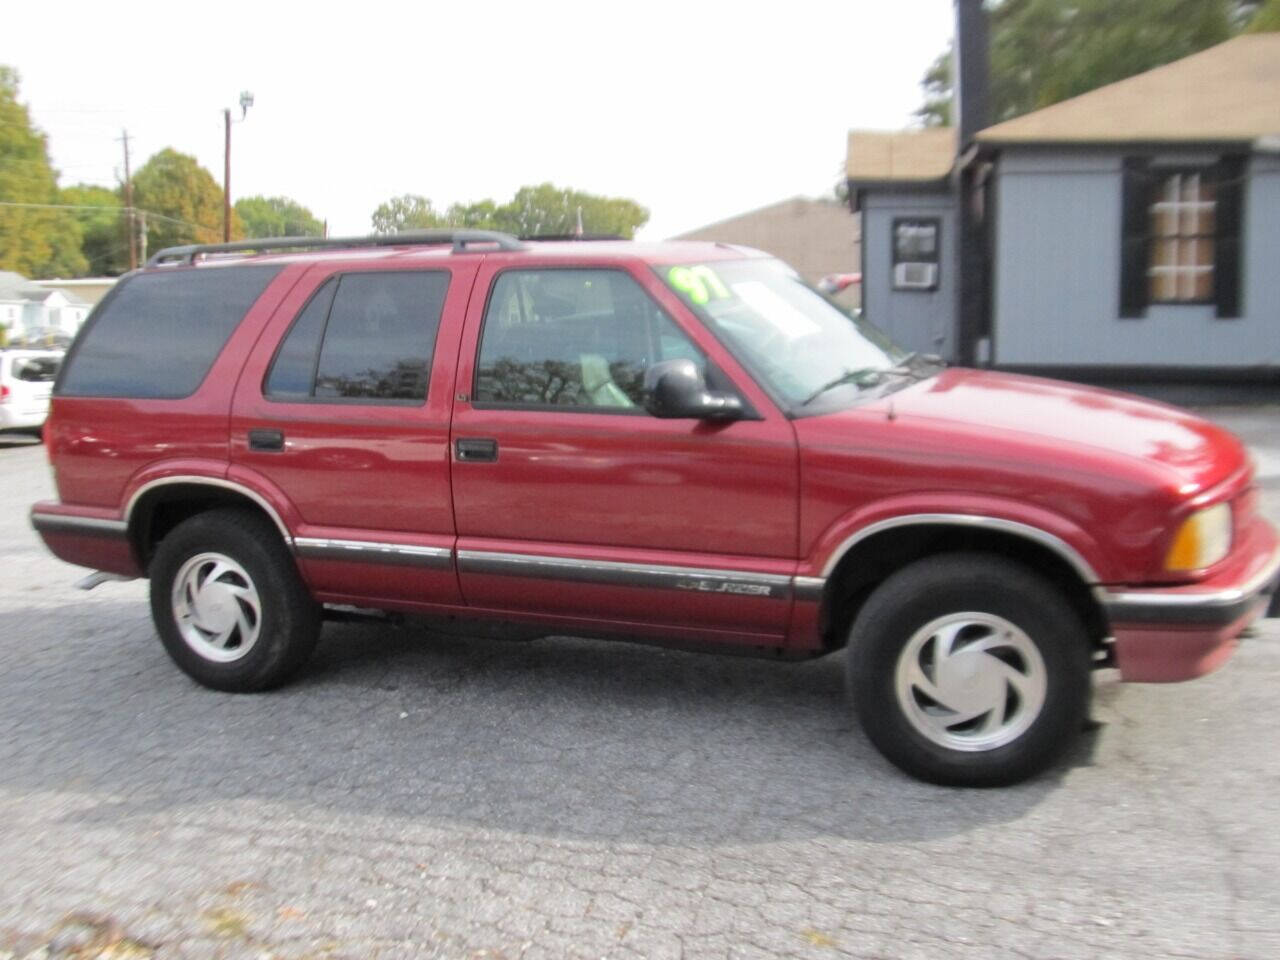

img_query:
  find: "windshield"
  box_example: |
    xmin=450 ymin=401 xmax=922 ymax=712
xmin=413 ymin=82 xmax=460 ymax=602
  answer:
xmin=655 ymin=258 xmax=909 ymax=410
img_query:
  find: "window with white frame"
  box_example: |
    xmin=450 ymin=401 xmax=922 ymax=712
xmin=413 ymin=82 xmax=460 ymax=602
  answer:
xmin=1148 ymin=171 xmax=1215 ymax=303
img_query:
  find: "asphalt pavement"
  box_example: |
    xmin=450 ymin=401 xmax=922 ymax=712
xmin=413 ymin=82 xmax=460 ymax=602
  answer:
xmin=1 ymin=410 xmax=1278 ymax=960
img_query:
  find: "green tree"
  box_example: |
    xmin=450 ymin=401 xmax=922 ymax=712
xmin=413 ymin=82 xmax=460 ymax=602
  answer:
xmin=492 ymin=183 xmax=649 ymax=238
xmin=132 ymin=148 xmax=236 ymax=254
xmin=0 ymin=67 xmax=86 ymax=277
xmin=917 ymin=0 xmax=1240 ymax=127
xmin=1246 ymin=0 xmax=1280 ymax=29
xmin=370 ymin=194 xmax=445 ymax=233
xmin=371 ymin=185 xmax=649 ymax=238
xmin=60 ymin=184 xmax=128 ymax=275
xmin=235 ymin=195 xmax=324 ymax=238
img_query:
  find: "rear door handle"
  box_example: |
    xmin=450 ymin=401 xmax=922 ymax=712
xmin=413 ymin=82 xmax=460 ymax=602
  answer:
xmin=248 ymin=428 xmax=285 ymax=452
xmin=455 ymin=437 xmax=498 ymax=462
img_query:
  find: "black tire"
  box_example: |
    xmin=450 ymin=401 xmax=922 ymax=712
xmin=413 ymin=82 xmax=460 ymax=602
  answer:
xmin=847 ymin=552 xmax=1091 ymax=787
xmin=149 ymin=507 xmax=321 ymax=692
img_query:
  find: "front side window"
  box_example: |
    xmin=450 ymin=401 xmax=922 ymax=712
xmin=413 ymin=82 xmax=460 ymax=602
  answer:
xmin=265 ymin=271 xmax=449 ymax=403
xmin=474 ymin=269 xmax=704 ymax=410
xmin=656 ymin=258 xmax=907 ymax=410
xmin=1149 ymin=171 xmax=1215 ymax=303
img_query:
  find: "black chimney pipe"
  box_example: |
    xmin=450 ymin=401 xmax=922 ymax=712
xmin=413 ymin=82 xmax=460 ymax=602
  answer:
xmin=954 ymin=0 xmax=991 ymax=146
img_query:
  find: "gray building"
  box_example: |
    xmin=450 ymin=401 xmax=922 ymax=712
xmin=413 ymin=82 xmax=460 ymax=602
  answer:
xmin=847 ymin=32 xmax=1280 ymax=382
xmin=673 ymin=197 xmax=862 ymax=309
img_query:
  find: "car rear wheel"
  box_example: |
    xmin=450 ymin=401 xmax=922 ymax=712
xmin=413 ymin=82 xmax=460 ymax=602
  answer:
xmin=847 ymin=553 xmax=1091 ymax=786
xmin=149 ymin=508 xmax=321 ymax=691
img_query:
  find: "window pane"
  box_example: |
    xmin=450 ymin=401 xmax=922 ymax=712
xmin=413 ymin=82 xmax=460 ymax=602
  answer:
xmin=59 ymin=265 xmax=282 ymax=398
xmin=474 ymin=269 xmax=703 ymax=409
xmin=1147 ymin=172 xmax=1217 ymax=302
xmin=13 ymin=356 xmax=60 ymax=382
xmin=265 ymin=280 xmax=336 ymax=398
xmin=312 ymin=272 xmax=449 ymax=402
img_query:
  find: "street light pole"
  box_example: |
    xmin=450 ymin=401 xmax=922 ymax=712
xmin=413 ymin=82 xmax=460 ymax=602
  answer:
xmin=223 ymin=91 xmax=254 ymax=243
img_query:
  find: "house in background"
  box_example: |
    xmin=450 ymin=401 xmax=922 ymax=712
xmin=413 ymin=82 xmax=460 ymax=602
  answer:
xmin=32 ymin=277 xmax=116 ymax=308
xmin=848 ymin=21 xmax=1280 ymax=385
xmin=0 ymin=271 xmax=94 ymax=347
xmin=672 ymin=197 xmax=862 ymax=308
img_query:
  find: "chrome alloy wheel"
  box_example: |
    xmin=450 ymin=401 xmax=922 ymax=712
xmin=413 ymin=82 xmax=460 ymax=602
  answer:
xmin=170 ymin=552 xmax=262 ymax=663
xmin=894 ymin=612 xmax=1047 ymax=752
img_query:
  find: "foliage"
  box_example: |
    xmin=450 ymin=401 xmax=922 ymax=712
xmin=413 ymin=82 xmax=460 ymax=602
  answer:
xmin=370 ymin=194 xmax=445 ymax=233
xmin=132 ymin=148 xmax=240 ymax=253
xmin=235 ymin=195 xmax=324 ymax=238
xmin=0 ymin=67 xmax=86 ymax=278
xmin=371 ymin=184 xmax=649 ymax=238
xmin=1245 ymin=0 xmax=1280 ymax=30
xmin=60 ymin=184 xmax=128 ymax=275
xmin=917 ymin=0 xmax=1240 ymax=127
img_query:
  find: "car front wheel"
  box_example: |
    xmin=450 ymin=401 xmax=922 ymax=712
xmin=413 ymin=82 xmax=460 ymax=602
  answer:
xmin=149 ymin=508 xmax=321 ymax=692
xmin=847 ymin=553 xmax=1091 ymax=786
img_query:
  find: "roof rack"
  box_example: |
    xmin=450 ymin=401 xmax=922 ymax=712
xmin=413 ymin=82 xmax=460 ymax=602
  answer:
xmin=146 ymin=229 xmax=525 ymax=267
xmin=519 ymin=233 xmax=624 ymax=242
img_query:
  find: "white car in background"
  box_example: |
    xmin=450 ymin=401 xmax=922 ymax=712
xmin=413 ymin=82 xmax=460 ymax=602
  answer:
xmin=0 ymin=350 xmax=62 ymax=439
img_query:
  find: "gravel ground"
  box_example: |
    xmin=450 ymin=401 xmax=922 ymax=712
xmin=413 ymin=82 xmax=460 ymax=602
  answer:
xmin=1 ymin=409 xmax=1278 ymax=960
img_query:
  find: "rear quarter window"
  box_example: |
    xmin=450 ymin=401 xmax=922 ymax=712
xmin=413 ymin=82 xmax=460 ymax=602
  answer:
xmin=58 ymin=265 xmax=283 ymax=398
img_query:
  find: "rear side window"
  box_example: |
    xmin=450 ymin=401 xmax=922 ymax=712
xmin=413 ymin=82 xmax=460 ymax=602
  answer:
xmin=12 ymin=357 xmax=61 ymax=382
xmin=265 ymin=271 xmax=449 ymax=404
xmin=58 ymin=265 xmax=282 ymax=398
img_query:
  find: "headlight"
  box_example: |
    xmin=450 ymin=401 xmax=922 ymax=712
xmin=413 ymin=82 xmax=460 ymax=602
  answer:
xmin=1165 ymin=503 xmax=1232 ymax=571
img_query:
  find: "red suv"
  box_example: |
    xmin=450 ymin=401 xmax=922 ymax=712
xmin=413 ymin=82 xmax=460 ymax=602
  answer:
xmin=31 ymin=230 xmax=1278 ymax=786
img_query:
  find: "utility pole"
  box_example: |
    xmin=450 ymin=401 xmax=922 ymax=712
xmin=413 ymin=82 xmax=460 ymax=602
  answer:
xmin=119 ymin=129 xmax=136 ymax=270
xmin=138 ymin=211 xmax=147 ymax=264
xmin=223 ymin=108 xmax=232 ymax=242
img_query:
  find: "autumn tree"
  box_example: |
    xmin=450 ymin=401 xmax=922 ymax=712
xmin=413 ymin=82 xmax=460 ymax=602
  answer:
xmin=132 ymin=148 xmax=238 ymax=253
xmin=0 ymin=67 xmax=86 ymax=277
xmin=235 ymin=195 xmax=324 ymax=238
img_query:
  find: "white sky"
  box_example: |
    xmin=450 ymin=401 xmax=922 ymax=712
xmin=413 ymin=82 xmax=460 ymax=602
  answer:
xmin=6 ymin=0 xmax=954 ymax=241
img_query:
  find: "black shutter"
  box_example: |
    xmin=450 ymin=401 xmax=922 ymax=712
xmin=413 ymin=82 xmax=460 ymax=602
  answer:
xmin=1214 ymin=155 xmax=1245 ymax=319
xmin=1119 ymin=157 xmax=1152 ymax=319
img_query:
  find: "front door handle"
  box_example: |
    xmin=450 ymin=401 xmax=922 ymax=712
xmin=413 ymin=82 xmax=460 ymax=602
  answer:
xmin=248 ymin=428 xmax=285 ymax=452
xmin=455 ymin=437 xmax=498 ymax=462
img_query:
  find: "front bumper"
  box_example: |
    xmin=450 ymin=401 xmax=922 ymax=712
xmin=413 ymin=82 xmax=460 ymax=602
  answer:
xmin=1099 ymin=520 xmax=1280 ymax=682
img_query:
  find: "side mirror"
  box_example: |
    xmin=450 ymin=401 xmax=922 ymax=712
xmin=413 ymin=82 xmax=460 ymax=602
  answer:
xmin=643 ymin=359 xmax=744 ymax=421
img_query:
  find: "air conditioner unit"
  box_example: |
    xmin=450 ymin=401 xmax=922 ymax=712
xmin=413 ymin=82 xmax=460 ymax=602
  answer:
xmin=894 ymin=262 xmax=938 ymax=290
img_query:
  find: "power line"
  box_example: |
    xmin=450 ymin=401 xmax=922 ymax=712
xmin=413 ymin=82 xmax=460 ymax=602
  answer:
xmin=0 ymin=200 xmax=221 ymax=239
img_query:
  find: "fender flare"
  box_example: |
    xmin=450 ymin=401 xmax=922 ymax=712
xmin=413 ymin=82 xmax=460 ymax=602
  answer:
xmin=815 ymin=512 xmax=1102 ymax=584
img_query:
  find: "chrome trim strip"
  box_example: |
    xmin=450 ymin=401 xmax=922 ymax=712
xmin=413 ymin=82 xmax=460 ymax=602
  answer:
xmin=30 ymin=511 xmax=128 ymax=538
xmin=1100 ymin=543 xmax=1280 ymax=624
xmin=123 ymin=476 xmax=293 ymax=544
xmin=818 ymin=513 xmax=1101 ymax=582
xmin=792 ymin=575 xmax=827 ymax=602
xmin=457 ymin=549 xmax=793 ymax=598
xmin=294 ymin=537 xmax=453 ymax=569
